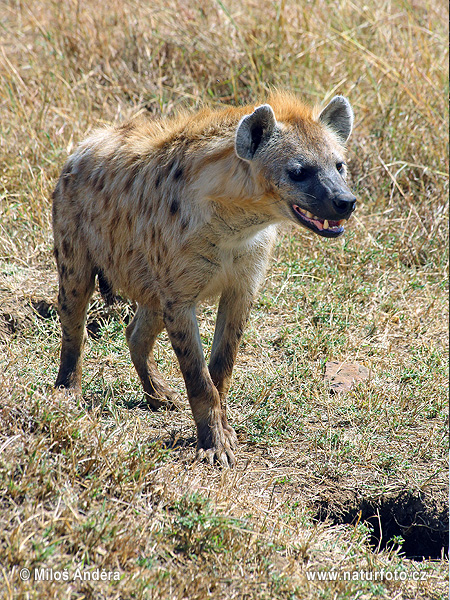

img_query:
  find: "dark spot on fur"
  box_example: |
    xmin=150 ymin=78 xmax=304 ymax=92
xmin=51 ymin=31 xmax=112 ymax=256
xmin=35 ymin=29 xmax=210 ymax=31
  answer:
xmin=108 ymin=229 xmax=115 ymax=253
xmin=76 ymin=154 xmax=89 ymax=178
xmin=163 ymin=311 xmax=174 ymax=324
xmin=155 ymin=174 xmax=161 ymax=188
xmin=61 ymin=334 xmax=72 ymax=345
xmin=53 ymin=247 xmax=59 ymax=261
xmin=172 ymin=330 xmax=186 ymax=342
xmin=180 ymin=219 xmax=187 ymax=231
xmin=174 ymin=167 xmax=183 ymax=180
xmin=90 ymin=170 xmax=99 ymax=190
xmin=199 ymin=254 xmax=220 ymax=268
xmin=126 ymin=213 xmax=132 ymax=230
xmin=110 ymin=216 xmax=119 ymax=235
xmin=60 ymin=264 xmax=67 ymax=279
xmin=165 ymin=300 xmax=173 ymax=311
xmin=60 ymin=302 xmax=68 ymax=313
xmin=71 ymin=288 xmax=78 ymax=297
xmin=138 ymin=189 xmax=146 ymax=212
xmin=95 ymin=171 xmax=106 ymax=194
xmin=172 ymin=344 xmax=182 ymax=356
xmin=183 ymin=370 xmax=212 ymax=398
xmin=124 ymin=175 xmax=134 ymax=194
xmin=170 ymin=198 xmax=179 ymax=215
xmin=62 ymin=240 xmax=70 ymax=257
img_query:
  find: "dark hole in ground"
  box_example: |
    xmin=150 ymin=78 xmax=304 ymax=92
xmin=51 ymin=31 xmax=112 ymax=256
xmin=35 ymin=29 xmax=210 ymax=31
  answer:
xmin=31 ymin=299 xmax=57 ymax=319
xmin=315 ymin=491 xmax=448 ymax=560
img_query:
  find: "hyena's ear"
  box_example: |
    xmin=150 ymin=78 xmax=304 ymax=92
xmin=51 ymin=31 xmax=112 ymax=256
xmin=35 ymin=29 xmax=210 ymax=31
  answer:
xmin=318 ymin=96 xmax=354 ymax=144
xmin=235 ymin=104 xmax=277 ymax=161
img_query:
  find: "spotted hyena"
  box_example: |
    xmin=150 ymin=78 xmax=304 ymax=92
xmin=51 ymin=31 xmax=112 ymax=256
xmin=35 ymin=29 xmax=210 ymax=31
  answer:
xmin=52 ymin=92 xmax=356 ymax=466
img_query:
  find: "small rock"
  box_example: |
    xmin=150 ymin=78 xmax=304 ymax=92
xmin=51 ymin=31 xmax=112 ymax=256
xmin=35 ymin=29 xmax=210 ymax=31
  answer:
xmin=324 ymin=361 xmax=370 ymax=395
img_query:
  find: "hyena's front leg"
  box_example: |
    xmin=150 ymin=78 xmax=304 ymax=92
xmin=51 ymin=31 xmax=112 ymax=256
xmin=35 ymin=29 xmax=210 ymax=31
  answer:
xmin=163 ymin=303 xmax=236 ymax=467
xmin=126 ymin=305 xmax=181 ymax=410
xmin=208 ymin=288 xmax=254 ymax=445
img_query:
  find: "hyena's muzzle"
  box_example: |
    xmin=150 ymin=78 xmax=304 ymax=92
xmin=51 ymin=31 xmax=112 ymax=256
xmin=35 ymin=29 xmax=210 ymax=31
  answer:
xmin=290 ymin=166 xmax=356 ymax=239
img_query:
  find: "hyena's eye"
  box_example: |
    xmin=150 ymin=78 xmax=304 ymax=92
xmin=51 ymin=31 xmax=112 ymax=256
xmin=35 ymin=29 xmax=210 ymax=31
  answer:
xmin=287 ymin=167 xmax=310 ymax=182
xmin=336 ymin=162 xmax=345 ymax=173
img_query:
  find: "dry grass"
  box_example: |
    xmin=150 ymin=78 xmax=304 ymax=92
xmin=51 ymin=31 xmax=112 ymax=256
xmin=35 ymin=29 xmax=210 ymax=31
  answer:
xmin=0 ymin=0 xmax=448 ymax=598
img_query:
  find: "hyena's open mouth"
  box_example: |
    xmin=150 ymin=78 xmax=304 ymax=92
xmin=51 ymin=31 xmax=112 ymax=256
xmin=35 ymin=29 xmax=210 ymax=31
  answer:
xmin=292 ymin=205 xmax=346 ymax=238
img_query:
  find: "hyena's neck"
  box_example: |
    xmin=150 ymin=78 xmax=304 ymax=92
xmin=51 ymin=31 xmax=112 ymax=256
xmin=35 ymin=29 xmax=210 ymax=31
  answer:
xmin=188 ymin=137 xmax=269 ymax=206
xmin=206 ymin=204 xmax=278 ymax=251
xmin=186 ymin=139 xmax=281 ymax=246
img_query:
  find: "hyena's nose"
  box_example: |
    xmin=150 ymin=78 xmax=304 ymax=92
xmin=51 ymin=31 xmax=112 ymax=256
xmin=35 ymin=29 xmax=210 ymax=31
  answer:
xmin=332 ymin=193 xmax=356 ymax=216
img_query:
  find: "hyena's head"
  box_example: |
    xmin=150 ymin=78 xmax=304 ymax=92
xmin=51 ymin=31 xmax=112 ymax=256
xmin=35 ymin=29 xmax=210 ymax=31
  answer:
xmin=235 ymin=95 xmax=356 ymax=238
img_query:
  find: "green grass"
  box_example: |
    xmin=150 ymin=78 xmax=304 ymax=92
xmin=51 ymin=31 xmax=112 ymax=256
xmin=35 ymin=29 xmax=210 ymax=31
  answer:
xmin=0 ymin=0 xmax=448 ymax=598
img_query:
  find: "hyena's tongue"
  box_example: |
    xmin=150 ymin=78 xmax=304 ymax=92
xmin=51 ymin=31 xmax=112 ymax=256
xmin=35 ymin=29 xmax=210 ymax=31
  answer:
xmin=294 ymin=206 xmax=344 ymax=231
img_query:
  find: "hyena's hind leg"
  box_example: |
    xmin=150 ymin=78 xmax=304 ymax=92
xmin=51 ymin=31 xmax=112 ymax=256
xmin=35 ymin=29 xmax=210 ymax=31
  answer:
xmin=126 ymin=305 xmax=181 ymax=410
xmin=54 ymin=255 xmax=96 ymax=394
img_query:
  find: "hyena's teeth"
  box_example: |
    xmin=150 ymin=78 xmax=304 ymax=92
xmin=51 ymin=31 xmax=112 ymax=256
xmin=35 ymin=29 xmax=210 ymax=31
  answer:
xmin=323 ymin=219 xmax=329 ymax=230
xmin=305 ymin=211 xmax=313 ymax=218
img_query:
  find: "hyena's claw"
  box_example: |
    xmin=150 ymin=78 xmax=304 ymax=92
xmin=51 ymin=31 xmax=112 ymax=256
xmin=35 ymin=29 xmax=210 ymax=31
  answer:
xmin=222 ymin=449 xmax=235 ymax=468
xmin=196 ymin=446 xmax=235 ymax=468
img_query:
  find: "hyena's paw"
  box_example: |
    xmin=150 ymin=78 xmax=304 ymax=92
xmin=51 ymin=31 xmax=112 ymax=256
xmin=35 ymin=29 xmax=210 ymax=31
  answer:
xmin=222 ymin=417 xmax=238 ymax=448
xmin=143 ymin=386 xmax=183 ymax=412
xmin=54 ymin=378 xmax=82 ymax=397
xmin=53 ymin=385 xmax=82 ymax=405
xmin=196 ymin=418 xmax=237 ymax=467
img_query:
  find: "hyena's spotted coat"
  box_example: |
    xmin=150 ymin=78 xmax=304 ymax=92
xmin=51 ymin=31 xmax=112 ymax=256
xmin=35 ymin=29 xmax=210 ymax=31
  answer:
xmin=52 ymin=92 xmax=356 ymax=466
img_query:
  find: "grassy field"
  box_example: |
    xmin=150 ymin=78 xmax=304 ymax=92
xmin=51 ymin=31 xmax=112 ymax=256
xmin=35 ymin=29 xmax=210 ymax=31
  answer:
xmin=0 ymin=0 xmax=448 ymax=598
